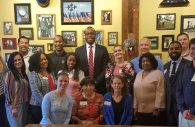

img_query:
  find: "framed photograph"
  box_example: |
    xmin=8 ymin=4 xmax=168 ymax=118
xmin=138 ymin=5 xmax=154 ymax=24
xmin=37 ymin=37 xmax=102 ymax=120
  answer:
xmin=2 ymin=38 xmax=17 ymax=50
xmin=101 ymin=10 xmax=112 ymax=25
xmin=61 ymin=0 xmax=94 ymax=25
xmin=14 ymin=3 xmax=31 ymax=24
xmin=5 ymin=53 xmax=11 ymax=62
xmin=156 ymin=13 xmax=176 ymax=30
xmin=37 ymin=14 xmax=56 ymax=40
xmin=3 ymin=21 xmax=13 ymax=35
xmin=19 ymin=28 xmax=34 ymax=40
xmin=29 ymin=45 xmax=45 ymax=53
xmin=154 ymin=53 xmax=162 ymax=59
xmin=82 ymin=30 xmax=104 ymax=45
xmin=61 ymin=31 xmax=77 ymax=47
xmin=108 ymin=32 xmax=118 ymax=46
xmin=47 ymin=43 xmax=54 ymax=51
xmin=180 ymin=15 xmax=195 ymax=39
xmin=145 ymin=36 xmax=159 ymax=49
xmin=162 ymin=35 xmax=174 ymax=51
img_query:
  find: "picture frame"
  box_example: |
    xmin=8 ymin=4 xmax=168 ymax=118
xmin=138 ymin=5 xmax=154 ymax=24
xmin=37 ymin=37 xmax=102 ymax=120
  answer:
xmin=145 ymin=36 xmax=159 ymax=49
xmin=101 ymin=10 xmax=112 ymax=25
xmin=108 ymin=32 xmax=118 ymax=46
xmin=19 ymin=28 xmax=34 ymax=40
xmin=3 ymin=21 xmax=13 ymax=35
xmin=2 ymin=38 xmax=17 ymax=50
xmin=47 ymin=43 xmax=54 ymax=51
xmin=29 ymin=45 xmax=45 ymax=53
xmin=180 ymin=15 xmax=195 ymax=39
xmin=61 ymin=0 xmax=94 ymax=25
xmin=61 ymin=31 xmax=77 ymax=47
xmin=14 ymin=3 xmax=31 ymax=24
xmin=5 ymin=53 xmax=11 ymax=62
xmin=162 ymin=35 xmax=174 ymax=51
xmin=156 ymin=13 xmax=176 ymax=30
xmin=82 ymin=30 xmax=104 ymax=45
xmin=153 ymin=53 xmax=162 ymax=59
xmin=37 ymin=14 xmax=56 ymax=40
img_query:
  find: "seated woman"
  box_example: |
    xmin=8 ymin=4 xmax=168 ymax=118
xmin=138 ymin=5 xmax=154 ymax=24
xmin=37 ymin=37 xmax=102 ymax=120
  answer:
xmin=105 ymin=45 xmax=135 ymax=95
xmin=28 ymin=52 xmax=55 ymax=123
xmin=40 ymin=72 xmax=73 ymax=125
xmin=103 ymin=75 xmax=133 ymax=125
xmin=133 ymin=52 xmax=165 ymax=126
xmin=72 ymin=77 xmax=103 ymax=124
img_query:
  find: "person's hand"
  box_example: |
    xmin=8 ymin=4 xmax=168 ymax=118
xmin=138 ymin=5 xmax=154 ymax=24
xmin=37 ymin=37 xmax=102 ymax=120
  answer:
xmin=183 ymin=110 xmax=193 ymax=120
xmin=12 ymin=107 xmax=18 ymax=117
xmin=152 ymin=109 xmax=159 ymax=116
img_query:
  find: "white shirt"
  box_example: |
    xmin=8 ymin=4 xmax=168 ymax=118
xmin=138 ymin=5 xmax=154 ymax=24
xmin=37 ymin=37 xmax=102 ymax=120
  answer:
xmin=23 ymin=51 xmax=33 ymax=76
xmin=86 ymin=43 xmax=95 ymax=63
xmin=169 ymin=57 xmax=182 ymax=77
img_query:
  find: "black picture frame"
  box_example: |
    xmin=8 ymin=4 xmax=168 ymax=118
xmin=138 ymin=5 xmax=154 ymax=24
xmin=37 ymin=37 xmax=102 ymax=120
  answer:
xmin=14 ymin=3 xmax=31 ymax=24
xmin=156 ymin=13 xmax=176 ymax=30
xmin=61 ymin=31 xmax=77 ymax=47
xmin=180 ymin=15 xmax=195 ymax=39
xmin=19 ymin=28 xmax=34 ymax=40
xmin=145 ymin=36 xmax=159 ymax=49
xmin=29 ymin=45 xmax=45 ymax=53
xmin=61 ymin=0 xmax=94 ymax=25
xmin=162 ymin=35 xmax=174 ymax=51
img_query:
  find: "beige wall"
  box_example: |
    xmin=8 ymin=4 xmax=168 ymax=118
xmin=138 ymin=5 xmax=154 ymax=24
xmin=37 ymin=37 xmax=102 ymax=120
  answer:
xmin=0 ymin=0 xmax=122 ymax=60
xmin=139 ymin=0 xmax=195 ymax=63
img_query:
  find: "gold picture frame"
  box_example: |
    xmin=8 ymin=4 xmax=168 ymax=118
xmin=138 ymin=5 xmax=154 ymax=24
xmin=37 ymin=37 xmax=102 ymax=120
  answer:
xmin=101 ymin=10 xmax=112 ymax=25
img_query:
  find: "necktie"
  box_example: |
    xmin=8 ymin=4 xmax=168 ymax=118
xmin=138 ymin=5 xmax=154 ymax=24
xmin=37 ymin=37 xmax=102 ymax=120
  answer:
xmin=88 ymin=46 xmax=94 ymax=78
xmin=171 ymin=62 xmax=176 ymax=76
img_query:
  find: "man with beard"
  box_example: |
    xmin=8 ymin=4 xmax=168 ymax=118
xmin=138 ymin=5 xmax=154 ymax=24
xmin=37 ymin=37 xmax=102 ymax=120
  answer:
xmin=48 ymin=35 xmax=67 ymax=78
xmin=75 ymin=26 xmax=110 ymax=95
xmin=164 ymin=41 xmax=190 ymax=126
xmin=18 ymin=36 xmax=33 ymax=76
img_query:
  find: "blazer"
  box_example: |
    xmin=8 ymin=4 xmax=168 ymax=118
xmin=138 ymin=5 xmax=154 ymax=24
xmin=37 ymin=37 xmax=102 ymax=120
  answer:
xmin=75 ymin=44 xmax=110 ymax=94
xmin=103 ymin=92 xmax=133 ymax=125
xmin=164 ymin=58 xmax=190 ymax=114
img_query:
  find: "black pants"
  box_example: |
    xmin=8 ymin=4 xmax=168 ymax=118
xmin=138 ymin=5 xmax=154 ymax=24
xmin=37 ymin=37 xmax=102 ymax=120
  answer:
xmin=29 ymin=105 xmax=42 ymax=124
xmin=0 ymin=94 xmax=9 ymax=127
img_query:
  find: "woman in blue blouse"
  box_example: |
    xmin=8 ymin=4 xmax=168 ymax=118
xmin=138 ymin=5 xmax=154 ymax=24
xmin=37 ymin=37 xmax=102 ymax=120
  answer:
xmin=103 ymin=75 xmax=133 ymax=125
xmin=40 ymin=71 xmax=73 ymax=125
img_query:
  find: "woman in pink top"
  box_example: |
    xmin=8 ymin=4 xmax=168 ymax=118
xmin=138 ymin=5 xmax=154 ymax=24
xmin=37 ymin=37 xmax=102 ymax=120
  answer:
xmin=60 ymin=53 xmax=84 ymax=101
xmin=105 ymin=45 xmax=135 ymax=95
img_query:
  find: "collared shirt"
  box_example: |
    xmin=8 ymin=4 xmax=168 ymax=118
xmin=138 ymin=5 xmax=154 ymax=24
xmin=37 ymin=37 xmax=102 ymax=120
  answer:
xmin=86 ymin=43 xmax=95 ymax=63
xmin=169 ymin=57 xmax=182 ymax=77
xmin=23 ymin=51 xmax=33 ymax=76
xmin=182 ymin=50 xmax=192 ymax=61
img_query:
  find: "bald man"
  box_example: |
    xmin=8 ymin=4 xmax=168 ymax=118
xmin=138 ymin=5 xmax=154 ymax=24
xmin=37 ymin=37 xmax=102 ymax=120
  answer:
xmin=131 ymin=37 xmax=164 ymax=73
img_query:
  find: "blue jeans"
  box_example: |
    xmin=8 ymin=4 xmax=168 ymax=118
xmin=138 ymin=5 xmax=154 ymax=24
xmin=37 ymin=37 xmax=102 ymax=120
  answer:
xmin=6 ymin=102 xmax=28 ymax=127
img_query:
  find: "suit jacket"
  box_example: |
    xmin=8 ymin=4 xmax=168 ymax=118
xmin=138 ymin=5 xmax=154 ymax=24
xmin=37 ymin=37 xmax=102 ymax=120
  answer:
xmin=75 ymin=44 xmax=110 ymax=94
xmin=164 ymin=58 xmax=190 ymax=114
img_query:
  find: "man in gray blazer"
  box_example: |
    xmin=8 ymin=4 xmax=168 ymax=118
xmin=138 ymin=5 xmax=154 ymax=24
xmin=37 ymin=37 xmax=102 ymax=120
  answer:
xmin=164 ymin=41 xmax=190 ymax=126
xmin=75 ymin=26 xmax=110 ymax=95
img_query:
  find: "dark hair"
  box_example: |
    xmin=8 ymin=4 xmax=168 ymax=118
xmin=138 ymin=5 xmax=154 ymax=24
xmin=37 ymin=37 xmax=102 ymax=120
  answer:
xmin=189 ymin=38 xmax=195 ymax=48
xmin=54 ymin=35 xmax=64 ymax=41
xmin=80 ymin=77 xmax=95 ymax=87
xmin=84 ymin=26 xmax=96 ymax=34
xmin=18 ymin=36 xmax=29 ymax=44
xmin=29 ymin=52 xmax=52 ymax=73
xmin=168 ymin=41 xmax=182 ymax=49
xmin=110 ymin=75 xmax=128 ymax=96
xmin=139 ymin=52 xmax=158 ymax=70
xmin=177 ymin=33 xmax=189 ymax=40
xmin=63 ymin=53 xmax=80 ymax=80
xmin=57 ymin=71 xmax=69 ymax=80
xmin=7 ymin=51 xmax=28 ymax=81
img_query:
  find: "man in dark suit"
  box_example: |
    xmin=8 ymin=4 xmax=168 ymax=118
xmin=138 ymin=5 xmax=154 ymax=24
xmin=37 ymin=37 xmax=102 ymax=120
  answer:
xmin=75 ymin=26 xmax=110 ymax=95
xmin=164 ymin=41 xmax=190 ymax=126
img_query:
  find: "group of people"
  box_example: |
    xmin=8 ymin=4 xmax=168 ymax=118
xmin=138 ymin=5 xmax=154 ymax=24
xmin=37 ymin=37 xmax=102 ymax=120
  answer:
xmin=0 ymin=26 xmax=195 ymax=127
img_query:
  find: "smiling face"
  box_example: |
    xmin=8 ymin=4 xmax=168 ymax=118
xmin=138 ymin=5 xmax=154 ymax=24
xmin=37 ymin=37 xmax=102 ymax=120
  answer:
xmin=14 ymin=54 xmax=23 ymax=71
xmin=168 ymin=43 xmax=182 ymax=61
xmin=141 ymin=57 xmax=153 ymax=71
xmin=84 ymin=27 xmax=96 ymax=45
xmin=40 ymin=54 xmax=48 ymax=70
xmin=67 ymin=55 xmax=76 ymax=71
xmin=53 ymin=36 xmax=64 ymax=52
xmin=82 ymin=83 xmax=95 ymax=97
xmin=113 ymin=46 xmax=123 ymax=59
xmin=18 ymin=38 xmax=29 ymax=55
xmin=139 ymin=38 xmax=151 ymax=55
xmin=57 ymin=75 xmax=69 ymax=92
xmin=111 ymin=77 xmax=124 ymax=93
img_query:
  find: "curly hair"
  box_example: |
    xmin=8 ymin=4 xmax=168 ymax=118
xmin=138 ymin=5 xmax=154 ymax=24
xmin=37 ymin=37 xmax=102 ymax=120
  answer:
xmin=139 ymin=52 xmax=158 ymax=70
xmin=7 ymin=51 xmax=28 ymax=81
xmin=80 ymin=76 xmax=95 ymax=87
xmin=29 ymin=52 xmax=52 ymax=73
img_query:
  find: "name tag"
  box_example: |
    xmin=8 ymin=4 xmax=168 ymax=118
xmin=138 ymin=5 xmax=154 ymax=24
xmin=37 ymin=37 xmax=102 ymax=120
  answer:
xmin=43 ymin=77 xmax=48 ymax=80
xmin=104 ymin=101 xmax=111 ymax=106
xmin=191 ymin=73 xmax=195 ymax=82
xmin=164 ymin=69 xmax=167 ymax=74
xmin=80 ymin=101 xmax=88 ymax=106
